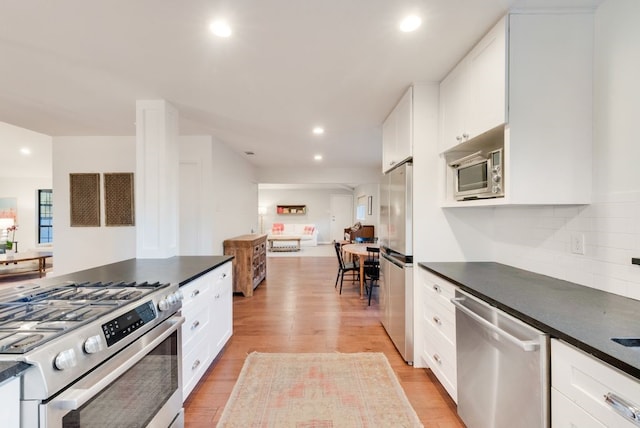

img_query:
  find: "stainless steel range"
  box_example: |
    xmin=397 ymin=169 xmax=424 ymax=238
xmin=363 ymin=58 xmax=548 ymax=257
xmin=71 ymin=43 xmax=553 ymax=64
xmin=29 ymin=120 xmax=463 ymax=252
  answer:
xmin=0 ymin=280 xmax=184 ymax=428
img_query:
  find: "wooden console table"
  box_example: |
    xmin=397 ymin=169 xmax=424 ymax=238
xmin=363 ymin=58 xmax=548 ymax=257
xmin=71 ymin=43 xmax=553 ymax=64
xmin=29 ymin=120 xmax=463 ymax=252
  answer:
xmin=223 ymin=234 xmax=267 ymax=297
xmin=0 ymin=251 xmax=53 ymax=278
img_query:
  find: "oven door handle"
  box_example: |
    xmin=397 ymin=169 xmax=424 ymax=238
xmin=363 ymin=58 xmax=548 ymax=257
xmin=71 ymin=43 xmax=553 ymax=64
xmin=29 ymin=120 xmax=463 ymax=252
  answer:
xmin=51 ymin=315 xmax=185 ymax=410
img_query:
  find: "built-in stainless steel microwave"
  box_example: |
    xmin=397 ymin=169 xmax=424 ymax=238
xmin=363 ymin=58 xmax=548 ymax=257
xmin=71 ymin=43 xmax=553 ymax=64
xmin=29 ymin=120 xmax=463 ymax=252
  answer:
xmin=450 ymin=149 xmax=503 ymax=201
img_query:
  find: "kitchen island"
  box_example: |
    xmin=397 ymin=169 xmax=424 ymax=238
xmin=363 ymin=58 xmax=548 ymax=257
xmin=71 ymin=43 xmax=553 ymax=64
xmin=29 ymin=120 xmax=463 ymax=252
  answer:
xmin=0 ymin=255 xmax=234 ymax=427
xmin=36 ymin=255 xmax=233 ymax=288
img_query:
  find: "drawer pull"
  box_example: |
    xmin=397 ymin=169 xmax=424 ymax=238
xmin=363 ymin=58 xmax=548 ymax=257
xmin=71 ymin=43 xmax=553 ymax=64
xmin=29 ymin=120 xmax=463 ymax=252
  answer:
xmin=433 ymin=354 xmax=442 ymax=364
xmin=220 ymin=273 xmax=227 ymax=279
xmin=432 ymin=284 xmax=441 ymax=293
xmin=191 ymin=320 xmax=200 ymax=330
xmin=604 ymin=393 xmax=640 ymax=425
xmin=191 ymin=289 xmax=200 ymax=298
xmin=432 ymin=316 xmax=442 ymax=326
xmin=192 ymin=359 xmax=201 ymax=371
xmin=215 ymin=294 xmax=220 ymax=299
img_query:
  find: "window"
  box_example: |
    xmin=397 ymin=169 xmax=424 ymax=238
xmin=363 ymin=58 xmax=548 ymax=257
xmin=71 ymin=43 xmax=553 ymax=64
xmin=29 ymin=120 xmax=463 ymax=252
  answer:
xmin=38 ymin=189 xmax=53 ymax=244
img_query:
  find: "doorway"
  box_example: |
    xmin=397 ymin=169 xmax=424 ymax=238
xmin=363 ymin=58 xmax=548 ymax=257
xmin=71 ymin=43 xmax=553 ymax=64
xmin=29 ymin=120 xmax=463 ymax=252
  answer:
xmin=329 ymin=194 xmax=353 ymax=242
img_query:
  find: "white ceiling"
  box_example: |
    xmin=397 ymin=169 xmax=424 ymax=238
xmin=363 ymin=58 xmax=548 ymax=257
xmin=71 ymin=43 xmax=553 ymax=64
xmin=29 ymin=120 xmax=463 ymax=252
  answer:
xmin=0 ymin=0 xmax=601 ymax=170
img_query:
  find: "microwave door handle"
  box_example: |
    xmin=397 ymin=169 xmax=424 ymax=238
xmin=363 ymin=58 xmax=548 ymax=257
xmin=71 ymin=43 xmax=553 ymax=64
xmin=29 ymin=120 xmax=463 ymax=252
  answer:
xmin=51 ymin=315 xmax=185 ymax=410
xmin=448 ymin=150 xmax=483 ymax=167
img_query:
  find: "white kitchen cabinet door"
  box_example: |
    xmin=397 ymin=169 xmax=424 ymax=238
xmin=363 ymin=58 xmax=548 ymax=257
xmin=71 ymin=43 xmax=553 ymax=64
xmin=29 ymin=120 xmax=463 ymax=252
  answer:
xmin=0 ymin=376 xmax=20 ymax=428
xmin=382 ymin=110 xmax=397 ymax=173
xmin=382 ymin=87 xmax=413 ymax=172
xmin=438 ymin=17 xmax=506 ymax=154
xmin=467 ymin=16 xmax=506 ymax=138
xmin=210 ymin=261 xmax=233 ymax=357
xmin=438 ymin=62 xmax=468 ymax=153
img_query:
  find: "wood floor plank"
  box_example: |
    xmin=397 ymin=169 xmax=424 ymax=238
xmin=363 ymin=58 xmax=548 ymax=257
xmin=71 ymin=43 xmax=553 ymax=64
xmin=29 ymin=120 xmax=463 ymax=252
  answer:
xmin=183 ymin=256 xmax=464 ymax=427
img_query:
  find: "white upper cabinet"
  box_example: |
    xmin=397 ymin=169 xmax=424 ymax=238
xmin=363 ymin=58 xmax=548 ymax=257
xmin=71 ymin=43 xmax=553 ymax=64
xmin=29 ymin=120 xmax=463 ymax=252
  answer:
xmin=439 ymin=12 xmax=593 ymax=206
xmin=439 ymin=17 xmax=506 ymax=153
xmin=382 ymin=87 xmax=413 ymax=172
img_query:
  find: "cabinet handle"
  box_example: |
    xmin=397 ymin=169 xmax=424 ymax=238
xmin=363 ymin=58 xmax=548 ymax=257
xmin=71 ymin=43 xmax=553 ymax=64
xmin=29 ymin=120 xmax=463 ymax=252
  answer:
xmin=433 ymin=354 xmax=442 ymax=364
xmin=220 ymin=273 xmax=227 ymax=279
xmin=192 ymin=359 xmax=201 ymax=371
xmin=389 ymin=160 xmax=396 ymax=166
xmin=604 ymin=393 xmax=640 ymax=425
xmin=432 ymin=284 xmax=441 ymax=293
xmin=191 ymin=289 xmax=200 ymax=298
xmin=432 ymin=316 xmax=442 ymax=326
xmin=191 ymin=320 xmax=200 ymax=330
xmin=456 ymin=135 xmax=463 ymax=142
xmin=215 ymin=294 xmax=220 ymax=299
xmin=462 ymin=132 xmax=469 ymax=140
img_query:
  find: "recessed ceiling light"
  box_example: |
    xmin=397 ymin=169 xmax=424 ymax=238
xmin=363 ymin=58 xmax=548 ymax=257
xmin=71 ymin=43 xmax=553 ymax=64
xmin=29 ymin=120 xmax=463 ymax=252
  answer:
xmin=314 ymin=154 xmax=323 ymax=161
xmin=20 ymin=147 xmax=31 ymax=155
xmin=244 ymin=151 xmax=255 ymax=156
xmin=209 ymin=20 xmax=232 ymax=38
xmin=312 ymin=127 xmax=324 ymax=135
xmin=399 ymin=15 xmax=422 ymax=32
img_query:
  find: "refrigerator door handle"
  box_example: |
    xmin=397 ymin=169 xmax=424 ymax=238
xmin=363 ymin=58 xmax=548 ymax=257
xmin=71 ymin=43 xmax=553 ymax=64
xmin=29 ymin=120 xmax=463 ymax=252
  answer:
xmin=451 ymin=297 xmax=540 ymax=352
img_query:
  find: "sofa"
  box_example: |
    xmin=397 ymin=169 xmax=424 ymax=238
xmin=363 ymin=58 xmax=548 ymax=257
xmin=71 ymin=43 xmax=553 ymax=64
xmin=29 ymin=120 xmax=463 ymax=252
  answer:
xmin=268 ymin=223 xmax=318 ymax=247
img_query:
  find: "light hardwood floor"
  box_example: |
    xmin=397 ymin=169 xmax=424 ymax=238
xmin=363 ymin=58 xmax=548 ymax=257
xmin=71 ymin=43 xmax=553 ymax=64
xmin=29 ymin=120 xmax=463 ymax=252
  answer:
xmin=184 ymin=256 xmax=465 ymax=427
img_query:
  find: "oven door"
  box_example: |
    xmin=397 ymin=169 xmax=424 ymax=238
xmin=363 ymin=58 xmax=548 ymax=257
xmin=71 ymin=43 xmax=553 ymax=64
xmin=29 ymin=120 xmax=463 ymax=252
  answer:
xmin=41 ymin=315 xmax=184 ymax=428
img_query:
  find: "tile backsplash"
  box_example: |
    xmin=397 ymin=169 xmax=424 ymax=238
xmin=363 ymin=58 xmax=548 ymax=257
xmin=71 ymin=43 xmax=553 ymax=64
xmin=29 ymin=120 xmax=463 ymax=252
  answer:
xmin=492 ymin=191 xmax=640 ymax=301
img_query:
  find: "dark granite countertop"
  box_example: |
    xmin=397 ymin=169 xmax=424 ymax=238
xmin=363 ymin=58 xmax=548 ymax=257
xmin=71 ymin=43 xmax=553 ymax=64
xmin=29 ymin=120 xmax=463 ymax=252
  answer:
xmin=419 ymin=262 xmax=640 ymax=381
xmin=34 ymin=256 xmax=234 ymax=288
xmin=0 ymin=361 xmax=30 ymax=384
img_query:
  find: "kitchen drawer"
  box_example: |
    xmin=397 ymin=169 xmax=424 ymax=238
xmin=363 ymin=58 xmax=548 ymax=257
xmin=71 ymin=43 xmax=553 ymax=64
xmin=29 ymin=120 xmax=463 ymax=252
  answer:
xmin=182 ymin=334 xmax=212 ymax=400
xmin=181 ymin=275 xmax=213 ymax=309
xmin=423 ymin=297 xmax=455 ymax=346
xmin=421 ymin=270 xmax=457 ymax=312
xmin=552 ymin=388 xmax=606 ymax=428
xmin=213 ymin=261 xmax=232 ymax=288
xmin=422 ymin=323 xmax=457 ymax=402
xmin=181 ymin=303 xmax=210 ymax=348
xmin=552 ymin=339 xmax=640 ymax=427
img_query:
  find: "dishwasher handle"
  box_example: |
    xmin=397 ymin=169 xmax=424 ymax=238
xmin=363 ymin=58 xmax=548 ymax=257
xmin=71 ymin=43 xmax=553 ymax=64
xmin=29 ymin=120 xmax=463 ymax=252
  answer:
xmin=451 ymin=297 xmax=540 ymax=352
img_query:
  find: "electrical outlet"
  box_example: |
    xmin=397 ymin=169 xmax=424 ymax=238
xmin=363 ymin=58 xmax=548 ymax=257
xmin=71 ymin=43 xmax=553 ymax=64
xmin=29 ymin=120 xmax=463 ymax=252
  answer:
xmin=570 ymin=233 xmax=585 ymax=255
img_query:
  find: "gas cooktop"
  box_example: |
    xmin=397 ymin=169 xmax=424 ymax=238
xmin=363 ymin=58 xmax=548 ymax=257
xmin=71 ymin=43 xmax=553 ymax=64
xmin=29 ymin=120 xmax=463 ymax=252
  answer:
xmin=0 ymin=281 xmax=170 ymax=354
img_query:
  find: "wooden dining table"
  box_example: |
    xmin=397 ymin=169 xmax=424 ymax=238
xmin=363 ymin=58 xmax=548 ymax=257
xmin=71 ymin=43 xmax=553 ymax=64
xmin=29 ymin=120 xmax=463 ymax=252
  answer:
xmin=341 ymin=243 xmax=379 ymax=299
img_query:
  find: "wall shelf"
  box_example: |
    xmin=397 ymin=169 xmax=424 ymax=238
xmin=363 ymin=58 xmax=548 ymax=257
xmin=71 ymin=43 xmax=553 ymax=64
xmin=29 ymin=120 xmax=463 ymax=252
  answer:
xmin=276 ymin=205 xmax=306 ymax=215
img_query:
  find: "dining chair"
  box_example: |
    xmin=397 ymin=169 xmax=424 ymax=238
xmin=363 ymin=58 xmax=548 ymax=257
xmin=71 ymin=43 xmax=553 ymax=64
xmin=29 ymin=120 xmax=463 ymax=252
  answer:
xmin=363 ymin=246 xmax=380 ymax=305
xmin=334 ymin=241 xmax=359 ymax=294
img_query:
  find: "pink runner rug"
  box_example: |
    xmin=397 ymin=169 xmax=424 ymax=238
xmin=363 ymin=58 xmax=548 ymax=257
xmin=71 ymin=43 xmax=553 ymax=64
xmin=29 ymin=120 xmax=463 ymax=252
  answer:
xmin=217 ymin=352 xmax=423 ymax=427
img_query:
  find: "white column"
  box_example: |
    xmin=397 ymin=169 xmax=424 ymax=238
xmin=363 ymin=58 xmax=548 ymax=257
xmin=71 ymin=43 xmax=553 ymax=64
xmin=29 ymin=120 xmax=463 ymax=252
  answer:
xmin=135 ymin=100 xmax=179 ymax=258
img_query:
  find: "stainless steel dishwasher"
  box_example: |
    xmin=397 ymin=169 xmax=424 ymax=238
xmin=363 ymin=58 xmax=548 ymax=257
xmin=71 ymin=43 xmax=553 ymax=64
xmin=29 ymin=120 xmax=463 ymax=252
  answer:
xmin=451 ymin=289 xmax=550 ymax=428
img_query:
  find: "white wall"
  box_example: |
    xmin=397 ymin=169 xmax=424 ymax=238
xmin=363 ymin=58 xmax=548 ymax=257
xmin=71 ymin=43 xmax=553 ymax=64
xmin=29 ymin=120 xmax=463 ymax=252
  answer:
xmin=52 ymin=136 xmax=137 ymax=275
xmin=489 ymin=0 xmax=640 ymax=300
xmin=210 ymin=138 xmax=258 ymax=253
xmin=259 ymin=187 xmax=353 ymax=243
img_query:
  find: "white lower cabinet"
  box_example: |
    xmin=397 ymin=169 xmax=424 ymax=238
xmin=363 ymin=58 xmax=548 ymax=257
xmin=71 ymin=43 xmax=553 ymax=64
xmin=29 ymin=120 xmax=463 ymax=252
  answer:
xmin=551 ymin=339 xmax=640 ymax=427
xmin=0 ymin=376 xmax=20 ymax=428
xmin=419 ymin=269 xmax=458 ymax=402
xmin=181 ymin=261 xmax=233 ymax=400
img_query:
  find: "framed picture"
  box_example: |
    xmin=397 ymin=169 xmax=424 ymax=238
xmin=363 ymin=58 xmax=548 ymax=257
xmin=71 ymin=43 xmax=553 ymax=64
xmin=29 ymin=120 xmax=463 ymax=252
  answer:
xmin=104 ymin=173 xmax=135 ymax=226
xmin=70 ymin=173 xmax=101 ymax=227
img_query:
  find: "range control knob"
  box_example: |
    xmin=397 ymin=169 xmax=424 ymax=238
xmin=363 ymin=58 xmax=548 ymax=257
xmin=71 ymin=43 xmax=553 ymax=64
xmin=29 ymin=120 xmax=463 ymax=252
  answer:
xmin=493 ymin=173 xmax=502 ymax=183
xmin=158 ymin=291 xmax=183 ymax=312
xmin=84 ymin=335 xmax=105 ymax=354
xmin=54 ymin=349 xmax=78 ymax=370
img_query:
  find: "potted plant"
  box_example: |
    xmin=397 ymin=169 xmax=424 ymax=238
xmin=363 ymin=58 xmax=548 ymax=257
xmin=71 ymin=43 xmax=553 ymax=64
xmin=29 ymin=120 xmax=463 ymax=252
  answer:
xmin=5 ymin=224 xmax=17 ymax=252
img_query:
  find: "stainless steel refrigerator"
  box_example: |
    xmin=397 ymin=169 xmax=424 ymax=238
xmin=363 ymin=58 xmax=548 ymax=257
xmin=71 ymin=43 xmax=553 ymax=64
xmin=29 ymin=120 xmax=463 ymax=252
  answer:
xmin=379 ymin=161 xmax=413 ymax=364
